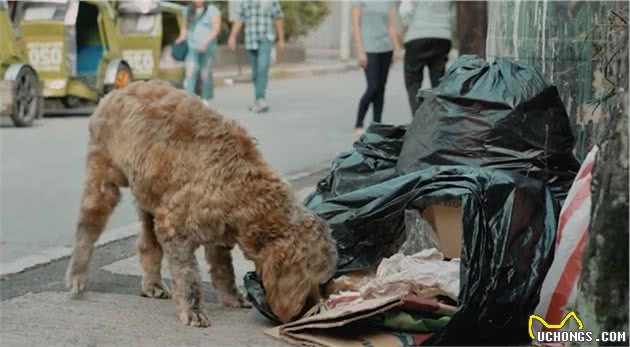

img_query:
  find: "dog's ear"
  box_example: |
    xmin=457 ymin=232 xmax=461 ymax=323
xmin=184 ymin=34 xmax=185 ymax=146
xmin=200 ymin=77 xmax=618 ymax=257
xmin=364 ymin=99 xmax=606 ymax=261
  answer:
xmin=262 ymin=242 xmax=310 ymax=322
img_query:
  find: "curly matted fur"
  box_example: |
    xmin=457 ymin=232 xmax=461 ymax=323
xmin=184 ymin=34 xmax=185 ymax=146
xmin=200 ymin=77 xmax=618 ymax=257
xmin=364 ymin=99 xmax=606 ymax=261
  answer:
xmin=65 ymin=80 xmax=338 ymax=327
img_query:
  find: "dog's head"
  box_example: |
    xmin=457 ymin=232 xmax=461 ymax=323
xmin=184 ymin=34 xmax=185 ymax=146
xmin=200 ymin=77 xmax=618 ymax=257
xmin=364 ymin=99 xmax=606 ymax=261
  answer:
xmin=261 ymin=209 xmax=337 ymax=322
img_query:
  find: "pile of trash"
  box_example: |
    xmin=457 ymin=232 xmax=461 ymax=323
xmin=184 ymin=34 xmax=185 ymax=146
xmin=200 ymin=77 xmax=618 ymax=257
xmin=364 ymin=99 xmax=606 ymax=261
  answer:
xmin=245 ymin=56 xmax=582 ymax=346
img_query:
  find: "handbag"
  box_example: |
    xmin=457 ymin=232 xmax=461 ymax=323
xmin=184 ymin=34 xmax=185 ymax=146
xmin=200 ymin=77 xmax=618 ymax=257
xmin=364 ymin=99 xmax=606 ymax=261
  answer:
xmin=171 ymin=40 xmax=188 ymax=62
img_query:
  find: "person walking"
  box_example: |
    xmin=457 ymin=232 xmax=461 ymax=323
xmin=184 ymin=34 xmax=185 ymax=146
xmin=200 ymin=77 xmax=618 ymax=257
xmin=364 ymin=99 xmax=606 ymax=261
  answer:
xmin=176 ymin=0 xmax=221 ymax=106
xmin=352 ymin=1 xmax=401 ymax=140
xmin=399 ymin=0 xmax=452 ymax=115
xmin=228 ymin=0 xmax=285 ymax=113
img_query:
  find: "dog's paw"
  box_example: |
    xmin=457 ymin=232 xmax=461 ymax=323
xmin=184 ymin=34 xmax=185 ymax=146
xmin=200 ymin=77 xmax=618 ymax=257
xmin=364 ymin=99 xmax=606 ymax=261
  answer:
xmin=141 ymin=281 xmax=171 ymax=299
xmin=221 ymin=293 xmax=252 ymax=309
xmin=179 ymin=309 xmax=210 ymax=328
xmin=66 ymin=269 xmax=87 ymax=299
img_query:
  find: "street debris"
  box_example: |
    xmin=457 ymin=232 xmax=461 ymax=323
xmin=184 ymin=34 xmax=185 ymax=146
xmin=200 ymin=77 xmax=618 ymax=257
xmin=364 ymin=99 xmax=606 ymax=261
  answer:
xmin=355 ymin=249 xmax=459 ymax=301
xmin=245 ymin=56 xmax=581 ymax=346
xmin=265 ymin=294 xmax=447 ymax=347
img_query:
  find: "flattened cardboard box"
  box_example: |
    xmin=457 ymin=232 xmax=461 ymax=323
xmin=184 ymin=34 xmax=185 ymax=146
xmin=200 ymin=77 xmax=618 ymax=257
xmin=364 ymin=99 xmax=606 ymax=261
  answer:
xmin=265 ymin=296 xmax=432 ymax=347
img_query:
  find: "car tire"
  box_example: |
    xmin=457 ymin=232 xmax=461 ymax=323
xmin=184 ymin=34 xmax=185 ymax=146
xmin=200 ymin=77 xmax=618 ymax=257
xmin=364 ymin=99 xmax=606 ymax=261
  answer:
xmin=8 ymin=65 xmax=42 ymax=127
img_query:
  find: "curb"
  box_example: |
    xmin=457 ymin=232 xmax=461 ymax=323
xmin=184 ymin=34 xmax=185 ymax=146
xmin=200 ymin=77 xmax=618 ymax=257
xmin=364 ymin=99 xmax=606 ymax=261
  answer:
xmin=215 ymin=62 xmax=358 ymax=87
xmin=0 ymin=223 xmax=140 ymax=277
xmin=41 ymin=62 xmax=358 ymax=115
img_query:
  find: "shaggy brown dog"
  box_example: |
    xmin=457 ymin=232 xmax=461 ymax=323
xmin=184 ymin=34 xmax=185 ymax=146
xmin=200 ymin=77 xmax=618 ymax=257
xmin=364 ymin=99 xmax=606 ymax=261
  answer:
xmin=65 ymin=80 xmax=338 ymax=327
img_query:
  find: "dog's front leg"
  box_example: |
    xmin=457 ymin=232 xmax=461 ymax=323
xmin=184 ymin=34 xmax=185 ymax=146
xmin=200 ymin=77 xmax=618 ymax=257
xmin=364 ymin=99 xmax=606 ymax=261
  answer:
xmin=66 ymin=145 xmax=121 ymax=296
xmin=137 ymin=209 xmax=170 ymax=299
xmin=204 ymin=244 xmax=250 ymax=308
xmin=161 ymin=238 xmax=209 ymax=327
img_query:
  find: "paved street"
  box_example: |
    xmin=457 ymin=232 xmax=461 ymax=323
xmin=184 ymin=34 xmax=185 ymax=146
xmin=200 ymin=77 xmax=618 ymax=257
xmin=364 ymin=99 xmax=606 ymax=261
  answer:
xmin=0 ymin=64 xmax=415 ymax=346
xmin=0 ymin=64 xmax=411 ymax=271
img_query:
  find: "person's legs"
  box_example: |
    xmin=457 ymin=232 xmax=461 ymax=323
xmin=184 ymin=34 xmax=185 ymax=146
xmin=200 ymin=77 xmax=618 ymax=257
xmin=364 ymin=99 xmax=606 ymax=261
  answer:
xmin=184 ymin=49 xmax=201 ymax=95
xmin=254 ymin=39 xmax=273 ymax=101
xmin=403 ymin=39 xmax=429 ymax=116
xmin=199 ymin=45 xmax=216 ymax=101
xmin=372 ymin=51 xmax=393 ymax=124
xmin=427 ymin=39 xmax=452 ymax=87
xmin=245 ymin=48 xmax=258 ymax=102
xmin=355 ymin=53 xmax=381 ymax=129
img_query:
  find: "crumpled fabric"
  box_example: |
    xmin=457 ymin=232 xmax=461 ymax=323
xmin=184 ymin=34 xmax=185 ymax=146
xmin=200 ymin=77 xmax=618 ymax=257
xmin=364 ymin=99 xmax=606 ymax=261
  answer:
xmin=382 ymin=311 xmax=451 ymax=333
xmin=360 ymin=249 xmax=460 ymax=301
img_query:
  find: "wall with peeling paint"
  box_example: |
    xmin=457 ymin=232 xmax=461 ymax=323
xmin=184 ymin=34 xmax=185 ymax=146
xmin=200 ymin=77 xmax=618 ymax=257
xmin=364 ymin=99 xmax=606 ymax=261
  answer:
xmin=486 ymin=1 xmax=628 ymax=161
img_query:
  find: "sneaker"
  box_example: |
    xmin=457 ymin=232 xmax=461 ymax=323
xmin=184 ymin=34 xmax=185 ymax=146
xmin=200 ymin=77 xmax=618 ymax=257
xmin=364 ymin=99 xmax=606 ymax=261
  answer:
xmin=250 ymin=99 xmax=269 ymax=113
xmin=353 ymin=127 xmax=365 ymax=142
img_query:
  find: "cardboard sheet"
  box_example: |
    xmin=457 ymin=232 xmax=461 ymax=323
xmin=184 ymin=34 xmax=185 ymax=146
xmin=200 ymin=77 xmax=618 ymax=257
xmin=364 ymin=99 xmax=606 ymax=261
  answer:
xmin=264 ymin=295 xmax=444 ymax=347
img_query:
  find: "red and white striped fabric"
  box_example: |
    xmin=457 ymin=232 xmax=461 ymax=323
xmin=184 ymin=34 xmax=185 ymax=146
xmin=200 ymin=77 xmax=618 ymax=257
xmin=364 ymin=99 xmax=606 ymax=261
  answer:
xmin=533 ymin=145 xmax=599 ymax=330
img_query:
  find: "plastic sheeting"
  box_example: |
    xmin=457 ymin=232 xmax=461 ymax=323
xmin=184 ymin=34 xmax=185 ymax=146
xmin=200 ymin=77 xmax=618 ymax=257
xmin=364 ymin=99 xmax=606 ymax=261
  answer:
xmin=307 ymin=123 xmax=407 ymax=203
xmin=311 ymin=165 xmax=558 ymax=344
xmin=397 ymin=55 xmax=580 ymax=202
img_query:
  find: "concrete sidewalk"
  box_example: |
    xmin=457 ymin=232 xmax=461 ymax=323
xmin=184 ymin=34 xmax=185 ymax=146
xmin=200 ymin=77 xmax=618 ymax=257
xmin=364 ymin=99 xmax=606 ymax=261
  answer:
xmin=1 ymin=292 xmax=287 ymax=347
xmin=214 ymin=59 xmax=358 ymax=86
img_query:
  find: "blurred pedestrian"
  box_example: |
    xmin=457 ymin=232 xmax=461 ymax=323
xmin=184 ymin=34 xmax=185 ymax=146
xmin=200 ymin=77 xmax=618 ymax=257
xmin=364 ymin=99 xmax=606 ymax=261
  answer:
xmin=176 ymin=0 xmax=221 ymax=106
xmin=228 ymin=0 xmax=285 ymax=113
xmin=352 ymin=1 xmax=402 ymax=140
xmin=399 ymin=0 xmax=452 ymax=115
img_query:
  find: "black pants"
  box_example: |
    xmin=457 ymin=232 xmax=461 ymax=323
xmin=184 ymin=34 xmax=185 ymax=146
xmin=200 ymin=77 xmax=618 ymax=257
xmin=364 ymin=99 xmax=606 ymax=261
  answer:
xmin=404 ymin=38 xmax=451 ymax=115
xmin=356 ymin=51 xmax=393 ymax=128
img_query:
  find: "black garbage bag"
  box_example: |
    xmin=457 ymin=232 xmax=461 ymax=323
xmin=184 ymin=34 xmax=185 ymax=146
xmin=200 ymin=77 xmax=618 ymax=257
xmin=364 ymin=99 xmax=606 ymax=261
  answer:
xmin=397 ymin=55 xmax=580 ymax=202
xmin=243 ymin=272 xmax=282 ymax=324
xmin=307 ymin=123 xmax=407 ymax=204
xmin=245 ymin=166 xmax=557 ymax=345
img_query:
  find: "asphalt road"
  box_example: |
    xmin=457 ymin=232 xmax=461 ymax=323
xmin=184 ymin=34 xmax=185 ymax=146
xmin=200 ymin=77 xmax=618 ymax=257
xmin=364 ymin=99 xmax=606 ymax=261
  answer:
xmin=0 ymin=64 xmax=411 ymax=269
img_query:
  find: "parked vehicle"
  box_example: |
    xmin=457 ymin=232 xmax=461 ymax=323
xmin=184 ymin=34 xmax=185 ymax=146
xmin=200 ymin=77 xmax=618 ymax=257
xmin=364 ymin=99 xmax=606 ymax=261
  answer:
xmin=16 ymin=0 xmax=132 ymax=108
xmin=0 ymin=0 xmax=42 ymax=127
xmin=115 ymin=1 xmax=186 ymax=86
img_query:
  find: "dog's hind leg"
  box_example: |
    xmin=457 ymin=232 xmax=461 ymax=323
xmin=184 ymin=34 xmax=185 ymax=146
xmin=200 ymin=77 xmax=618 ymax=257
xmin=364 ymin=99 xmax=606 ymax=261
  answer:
xmin=160 ymin=236 xmax=209 ymax=327
xmin=204 ymin=244 xmax=249 ymax=308
xmin=66 ymin=145 xmax=121 ymax=296
xmin=138 ymin=210 xmax=170 ymax=299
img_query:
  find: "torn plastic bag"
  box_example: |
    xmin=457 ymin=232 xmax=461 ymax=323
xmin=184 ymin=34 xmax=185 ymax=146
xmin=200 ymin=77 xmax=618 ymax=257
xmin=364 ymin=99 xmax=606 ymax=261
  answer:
xmin=397 ymin=55 xmax=580 ymax=202
xmin=245 ymin=166 xmax=557 ymax=345
xmin=398 ymin=210 xmax=440 ymax=256
xmin=306 ymin=123 xmax=407 ymax=204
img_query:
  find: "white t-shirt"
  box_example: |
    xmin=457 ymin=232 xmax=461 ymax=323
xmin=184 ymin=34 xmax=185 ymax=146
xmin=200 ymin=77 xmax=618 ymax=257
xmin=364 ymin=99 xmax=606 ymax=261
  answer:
xmin=399 ymin=0 xmax=452 ymax=43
